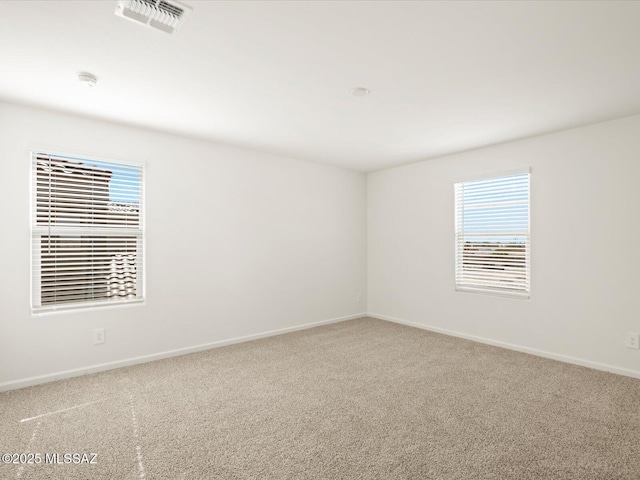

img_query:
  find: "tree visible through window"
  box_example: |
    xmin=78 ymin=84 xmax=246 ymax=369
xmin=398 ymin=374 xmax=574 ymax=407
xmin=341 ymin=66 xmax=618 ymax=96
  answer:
xmin=454 ymin=172 xmax=530 ymax=297
xmin=32 ymin=153 xmax=144 ymax=312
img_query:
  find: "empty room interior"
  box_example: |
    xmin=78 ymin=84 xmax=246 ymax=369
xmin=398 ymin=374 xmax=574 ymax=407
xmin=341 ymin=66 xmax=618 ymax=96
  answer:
xmin=1 ymin=0 xmax=640 ymax=478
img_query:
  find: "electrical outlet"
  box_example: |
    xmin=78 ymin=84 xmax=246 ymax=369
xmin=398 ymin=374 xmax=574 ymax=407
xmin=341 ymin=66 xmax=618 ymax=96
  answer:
xmin=93 ymin=328 xmax=105 ymax=345
xmin=624 ymin=332 xmax=639 ymax=349
xmin=356 ymin=290 xmax=363 ymax=302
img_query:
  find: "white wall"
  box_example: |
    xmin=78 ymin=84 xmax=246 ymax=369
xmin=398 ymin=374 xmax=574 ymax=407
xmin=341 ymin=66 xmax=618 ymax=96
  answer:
xmin=0 ymin=102 xmax=367 ymax=389
xmin=3 ymin=101 xmax=639 ymax=389
xmin=368 ymin=114 xmax=640 ymax=377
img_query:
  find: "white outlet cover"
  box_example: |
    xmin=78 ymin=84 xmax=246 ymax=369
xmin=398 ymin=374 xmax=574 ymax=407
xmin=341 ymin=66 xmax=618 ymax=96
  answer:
xmin=93 ymin=328 xmax=105 ymax=345
xmin=624 ymin=332 xmax=639 ymax=349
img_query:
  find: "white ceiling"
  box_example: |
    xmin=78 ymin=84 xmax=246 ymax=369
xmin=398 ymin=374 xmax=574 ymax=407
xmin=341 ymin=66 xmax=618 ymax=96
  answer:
xmin=1 ymin=1 xmax=639 ymax=172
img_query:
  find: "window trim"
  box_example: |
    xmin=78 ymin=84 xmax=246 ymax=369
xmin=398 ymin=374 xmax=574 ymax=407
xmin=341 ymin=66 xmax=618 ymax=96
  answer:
xmin=454 ymin=168 xmax=531 ymax=299
xmin=30 ymin=150 xmax=146 ymax=314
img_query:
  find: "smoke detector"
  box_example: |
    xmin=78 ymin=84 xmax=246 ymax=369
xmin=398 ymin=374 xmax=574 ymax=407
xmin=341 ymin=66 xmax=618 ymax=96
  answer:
xmin=351 ymin=87 xmax=371 ymax=97
xmin=115 ymin=0 xmax=192 ymax=34
xmin=78 ymin=72 xmax=98 ymax=87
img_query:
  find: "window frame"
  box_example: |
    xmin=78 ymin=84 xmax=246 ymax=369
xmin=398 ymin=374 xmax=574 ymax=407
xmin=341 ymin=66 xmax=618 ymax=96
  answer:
xmin=30 ymin=150 xmax=146 ymax=314
xmin=454 ymin=169 xmax=531 ymax=299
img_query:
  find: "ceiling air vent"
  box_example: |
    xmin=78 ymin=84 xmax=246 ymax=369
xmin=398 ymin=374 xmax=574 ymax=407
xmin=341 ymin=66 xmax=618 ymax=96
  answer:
xmin=115 ymin=0 xmax=192 ymax=34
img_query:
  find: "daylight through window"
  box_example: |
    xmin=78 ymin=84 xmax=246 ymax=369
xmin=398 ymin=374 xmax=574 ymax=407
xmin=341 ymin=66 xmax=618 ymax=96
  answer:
xmin=454 ymin=172 xmax=530 ymax=297
xmin=31 ymin=153 xmax=144 ymax=312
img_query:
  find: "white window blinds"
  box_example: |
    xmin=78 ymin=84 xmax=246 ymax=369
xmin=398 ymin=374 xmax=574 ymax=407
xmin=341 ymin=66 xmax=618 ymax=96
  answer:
xmin=32 ymin=153 xmax=144 ymax=312
xmin=454 ymin=172 xmax=530 ymax=298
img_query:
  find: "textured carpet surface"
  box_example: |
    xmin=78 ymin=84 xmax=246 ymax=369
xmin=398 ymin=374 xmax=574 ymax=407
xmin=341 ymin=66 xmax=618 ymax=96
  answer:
xmin=1 ymin=317 xmax=639 ymax=479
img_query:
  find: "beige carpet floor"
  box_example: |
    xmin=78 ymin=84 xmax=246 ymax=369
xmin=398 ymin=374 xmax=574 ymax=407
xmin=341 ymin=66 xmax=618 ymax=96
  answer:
xmin=1 ymin=317 xmax=639 ymax=479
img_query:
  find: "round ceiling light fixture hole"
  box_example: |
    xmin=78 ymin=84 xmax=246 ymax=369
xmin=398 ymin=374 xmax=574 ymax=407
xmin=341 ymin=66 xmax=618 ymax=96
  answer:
xmin=351 ymin=87 xmax=370 ymax=97
xmin=78 ymin=72 xmax=98 ymax=88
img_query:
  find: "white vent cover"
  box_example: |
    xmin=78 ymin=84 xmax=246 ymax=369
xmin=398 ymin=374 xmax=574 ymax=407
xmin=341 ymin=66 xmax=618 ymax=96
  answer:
xmin=115 ymin=0 xmax=191 ymax=34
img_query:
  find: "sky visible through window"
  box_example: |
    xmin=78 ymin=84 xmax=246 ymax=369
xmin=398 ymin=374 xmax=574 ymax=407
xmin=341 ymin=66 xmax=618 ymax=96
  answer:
xmin=53 ymin=154 xmax=141 ymax=204
xmin=460 ymin=173 xmax=529 ymax=243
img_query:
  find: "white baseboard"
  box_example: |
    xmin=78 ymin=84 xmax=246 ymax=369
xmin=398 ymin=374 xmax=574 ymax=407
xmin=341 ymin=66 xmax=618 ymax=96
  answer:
xmin=0 ymin=313 xmax=366 ymax=392
xmin=368 ymin=312 xmax=640 ymax=380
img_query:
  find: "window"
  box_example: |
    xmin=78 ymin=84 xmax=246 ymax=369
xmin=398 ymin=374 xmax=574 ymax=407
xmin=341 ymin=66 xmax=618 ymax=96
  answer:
xmin=454 ymin=171 xmax=530 ymax=298
xmin=31 ymin=153 xmax=144 ymax=312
